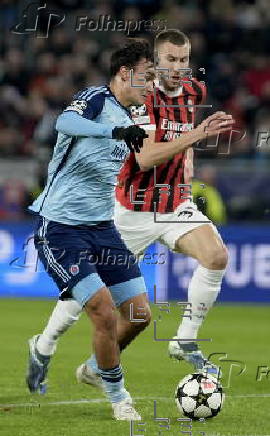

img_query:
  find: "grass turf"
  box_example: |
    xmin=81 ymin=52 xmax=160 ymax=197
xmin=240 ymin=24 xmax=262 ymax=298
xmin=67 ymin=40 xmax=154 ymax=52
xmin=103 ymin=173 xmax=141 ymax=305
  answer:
xmin=0 ymin=299 xmax=269 ymax=436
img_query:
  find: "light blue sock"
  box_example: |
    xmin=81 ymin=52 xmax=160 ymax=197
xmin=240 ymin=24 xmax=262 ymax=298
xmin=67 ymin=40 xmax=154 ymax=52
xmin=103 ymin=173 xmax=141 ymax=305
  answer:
xmin=86 ymin=354 xmax=100 ymax=374
xmin=99 ymin=364 xmax=128 ymax=403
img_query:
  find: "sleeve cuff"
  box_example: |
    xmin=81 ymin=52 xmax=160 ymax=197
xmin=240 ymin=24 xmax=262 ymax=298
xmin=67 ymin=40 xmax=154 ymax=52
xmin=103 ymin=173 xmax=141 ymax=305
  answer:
xmin=103 ymin=125 xmax=115 ymax=138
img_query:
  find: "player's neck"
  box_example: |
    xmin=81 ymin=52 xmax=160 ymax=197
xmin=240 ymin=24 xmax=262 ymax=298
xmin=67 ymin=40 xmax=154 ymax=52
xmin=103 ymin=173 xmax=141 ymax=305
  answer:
xmin=109 ymin=79 xmax=129 ymax=107
xmin=157 ymin=79 xmax=182 ymax=97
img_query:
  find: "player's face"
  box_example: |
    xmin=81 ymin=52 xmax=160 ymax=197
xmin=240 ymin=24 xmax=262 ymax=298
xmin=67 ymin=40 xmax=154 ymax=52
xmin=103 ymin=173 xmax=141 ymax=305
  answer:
xmin=156 ymin=42 xmax=190 ymax=91
xmin=127 ymin=59 xmax=154 ymax=106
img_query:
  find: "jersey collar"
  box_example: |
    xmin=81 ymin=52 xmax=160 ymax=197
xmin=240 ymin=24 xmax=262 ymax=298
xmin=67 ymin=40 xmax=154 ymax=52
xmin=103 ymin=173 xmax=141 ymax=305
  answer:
xmin=105 ymin=85 xmax=132 ymax=119
xmin=154 ymin=79 xmax=183 ymax=97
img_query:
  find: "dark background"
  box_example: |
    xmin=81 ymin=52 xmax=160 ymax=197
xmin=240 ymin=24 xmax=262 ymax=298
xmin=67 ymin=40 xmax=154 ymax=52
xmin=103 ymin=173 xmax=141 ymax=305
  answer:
xmin=0 ymin=0 xmax=269 ymax=222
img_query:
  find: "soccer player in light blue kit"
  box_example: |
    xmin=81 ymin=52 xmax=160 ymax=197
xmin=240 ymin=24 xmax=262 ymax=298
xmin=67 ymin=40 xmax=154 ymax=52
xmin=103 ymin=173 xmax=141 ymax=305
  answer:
xmin=26 ymin=40 xmax=154 ymax=421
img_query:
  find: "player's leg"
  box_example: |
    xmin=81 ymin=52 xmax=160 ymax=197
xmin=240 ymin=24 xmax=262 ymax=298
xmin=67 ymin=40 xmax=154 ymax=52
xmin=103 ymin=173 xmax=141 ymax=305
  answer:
xmin=27 ymin=298 xmax=82 ymax=394
xmin=34 ymin=283 xmax=150 ymax=392
xmin=116 ymin=293 xmax=151 ymax=351
xmin=159 ymin=205 xmax=228 ymax=377
xmin=83 ymin=287 xmax=126 ymax=399
xmin=73 ymin=221 xmax=143 ymax=419
xmin=77 ymin=222 xmax=151 ymax=395
xmin=79 ymin=292 xmax=151 ymax=383
xmin=72 ymin=279 xmax=141 ymax=420
xmin=173 ymin=223 xmax=228 ymax=346
xmin=27 ymin=218 xmax=141 ymax=419
xmin=37 ymin=290 xmax=150 ymax=361
xmin=26 ymin=218 xmax=89 ymax=394
xmin=35 ymin=299 xmax=82 ymax=356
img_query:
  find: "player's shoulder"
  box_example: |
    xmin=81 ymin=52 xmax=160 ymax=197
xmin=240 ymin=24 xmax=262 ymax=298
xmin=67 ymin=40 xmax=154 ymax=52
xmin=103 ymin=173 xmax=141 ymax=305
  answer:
xmin=184 ymin=77 xmax=206 ymax=94
xmin=73 ymin=85 xmax=110 ymax=101
xmin=183 ymin=77 xmax=207 ymax=105
xmin=66 ymin=86 xmax=110 ymax=117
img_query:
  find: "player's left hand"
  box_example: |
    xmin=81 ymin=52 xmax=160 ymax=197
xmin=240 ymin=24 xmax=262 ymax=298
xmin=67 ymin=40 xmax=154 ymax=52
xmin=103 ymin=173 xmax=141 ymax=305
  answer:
xmin=112 ymin=125 xmax=148 ymax=153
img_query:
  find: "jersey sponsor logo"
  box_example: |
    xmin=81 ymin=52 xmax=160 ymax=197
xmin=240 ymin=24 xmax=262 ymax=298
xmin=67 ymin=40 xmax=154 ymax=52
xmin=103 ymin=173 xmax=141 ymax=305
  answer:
xmin=164 ymin=131 xmax=182 ymax=140
xmin=162 ymin=119 xmax=194 ymax=141
xmin=64 ymin=100 xmax=87 ymax=115
xmin=161 ymin=119 xmax=193 ymax=132
xmin=111 ymin=144 xmax=128 ymax=161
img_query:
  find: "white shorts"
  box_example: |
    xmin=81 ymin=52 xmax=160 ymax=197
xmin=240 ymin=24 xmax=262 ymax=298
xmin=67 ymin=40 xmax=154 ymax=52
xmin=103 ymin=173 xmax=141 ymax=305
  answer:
xmin=114 ymin=200 xmax=218 ymax=256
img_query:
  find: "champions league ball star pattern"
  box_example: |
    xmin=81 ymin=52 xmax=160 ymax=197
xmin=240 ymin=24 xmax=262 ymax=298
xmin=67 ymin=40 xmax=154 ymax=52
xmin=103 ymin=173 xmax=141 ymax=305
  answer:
xmin=175 ymin=373 xmax=225 ymax=420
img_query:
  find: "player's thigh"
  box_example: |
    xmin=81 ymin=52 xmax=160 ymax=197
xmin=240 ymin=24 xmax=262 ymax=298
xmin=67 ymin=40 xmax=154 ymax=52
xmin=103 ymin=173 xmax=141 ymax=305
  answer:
xmin=158 ymin=202 xmax=228 ymax=268
xmin=118 ymin=292 xmax=151 ymax=324
xmin=34 ymin=217 xmax=105 ymax=307
xmin=175 ymin=224 xmax=228 ymax=268
xmin=95 ymin=223 xmax=148 ymax=307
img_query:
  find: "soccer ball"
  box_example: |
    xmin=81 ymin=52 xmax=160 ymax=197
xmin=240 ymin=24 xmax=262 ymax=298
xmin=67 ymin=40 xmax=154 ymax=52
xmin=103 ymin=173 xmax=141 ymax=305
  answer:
xmin=175 ymin=373 xmax=224 ymax=420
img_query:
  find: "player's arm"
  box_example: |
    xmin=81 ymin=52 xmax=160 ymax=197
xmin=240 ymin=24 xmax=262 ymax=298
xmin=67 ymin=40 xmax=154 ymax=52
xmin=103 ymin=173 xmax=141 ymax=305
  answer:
xmin=135 ymin=111 xmax=234 ymax=171
xmin=55 ymin=93 xmax=147 ymax=152
xmin=55 ymin=94 xmax=116 ymax=138
xmin=56 ymin=111 xmax=115 ymax=138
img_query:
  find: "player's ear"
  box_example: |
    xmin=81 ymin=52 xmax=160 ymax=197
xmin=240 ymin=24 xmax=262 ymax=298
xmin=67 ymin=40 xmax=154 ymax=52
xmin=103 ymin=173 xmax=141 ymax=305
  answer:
xmin=119 ymin=66 xmax=130 ymax=82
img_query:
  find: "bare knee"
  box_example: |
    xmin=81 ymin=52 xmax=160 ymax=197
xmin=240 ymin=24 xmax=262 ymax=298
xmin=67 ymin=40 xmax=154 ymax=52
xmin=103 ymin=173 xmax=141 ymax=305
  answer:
xmin=203 ymin=245 xmax=228 ymax=270
xmin=129 ymin=306 xmax=151 ymax=332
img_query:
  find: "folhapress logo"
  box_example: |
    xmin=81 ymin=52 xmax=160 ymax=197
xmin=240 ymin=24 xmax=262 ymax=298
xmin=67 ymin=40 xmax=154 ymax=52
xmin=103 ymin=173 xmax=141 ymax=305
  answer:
xmin=10 ymin=2 xmax=65 ymax=38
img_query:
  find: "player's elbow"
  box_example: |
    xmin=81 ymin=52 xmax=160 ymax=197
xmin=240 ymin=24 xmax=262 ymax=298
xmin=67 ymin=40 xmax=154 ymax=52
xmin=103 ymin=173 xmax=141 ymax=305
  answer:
xmin=55 ymin=113 xmax=66 ymax=132
xmin=138 ymin=162 xmax=152 ymax=172
xmin=136 ymin=155 xmax=165 ymax=171
xmin=135 ymin=150 xmax=156 ymax=172
xmin=55 ymin=113 xmax=73 ymax=134
xmin=136 ymin=159 xmax=152 ymax=172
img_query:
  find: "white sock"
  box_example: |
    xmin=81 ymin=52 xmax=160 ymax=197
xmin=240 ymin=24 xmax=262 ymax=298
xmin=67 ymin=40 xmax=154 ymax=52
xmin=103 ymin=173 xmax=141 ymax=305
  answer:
xmin=177 ymin=265 xmax=226 ymax=344
xmin=37 ymin=299 xmax=82 ymax=356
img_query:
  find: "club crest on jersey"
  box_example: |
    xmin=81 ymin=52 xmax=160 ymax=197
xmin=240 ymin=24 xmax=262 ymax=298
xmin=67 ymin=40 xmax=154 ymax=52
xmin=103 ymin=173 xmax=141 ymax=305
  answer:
xmin=64 ymin=100 xmax=87 ymax=115
xmin=70 ymin=264 xmax=79 ymax=275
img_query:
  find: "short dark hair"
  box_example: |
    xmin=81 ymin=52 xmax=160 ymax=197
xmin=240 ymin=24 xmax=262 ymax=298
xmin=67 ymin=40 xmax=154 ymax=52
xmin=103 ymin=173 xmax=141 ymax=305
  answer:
xmin=155 ymin=29 xmax=189 ymax=49
xmin=110 ymin=39 xmax=153 ymax=77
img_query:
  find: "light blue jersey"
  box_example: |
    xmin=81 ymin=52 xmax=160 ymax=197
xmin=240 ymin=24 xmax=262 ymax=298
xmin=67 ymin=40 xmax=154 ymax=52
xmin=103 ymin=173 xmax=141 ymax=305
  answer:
xmin=29 ymin=85 xmax=133 ymax=225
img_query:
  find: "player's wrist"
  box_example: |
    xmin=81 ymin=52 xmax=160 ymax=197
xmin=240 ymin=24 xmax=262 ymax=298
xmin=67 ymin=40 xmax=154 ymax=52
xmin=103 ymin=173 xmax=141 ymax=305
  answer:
xmin=112 ymin=127 xmax=123 ymax=140
xmin=194 ymin=124 xmax=208 ymax=141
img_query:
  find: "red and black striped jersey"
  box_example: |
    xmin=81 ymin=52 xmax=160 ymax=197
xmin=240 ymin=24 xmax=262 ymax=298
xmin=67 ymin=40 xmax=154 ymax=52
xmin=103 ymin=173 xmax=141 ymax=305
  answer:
xmin=115 ymin=78 xmax=206 ymax=213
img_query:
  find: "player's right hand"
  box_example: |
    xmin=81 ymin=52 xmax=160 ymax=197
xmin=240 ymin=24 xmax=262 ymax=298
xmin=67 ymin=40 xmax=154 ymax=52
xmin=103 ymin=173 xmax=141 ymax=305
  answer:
xmin=112 ymin=125 xmax=148 ymax=153
xmin=199 ymin=112 xmax=235 ymax=137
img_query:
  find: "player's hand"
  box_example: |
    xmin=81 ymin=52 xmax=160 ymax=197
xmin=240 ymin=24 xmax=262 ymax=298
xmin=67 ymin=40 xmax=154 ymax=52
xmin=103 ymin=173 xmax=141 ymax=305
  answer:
xmin=198 ymin=112 xmax=235 ymax=138
xmin=112 ymin=125 xmax=148 ymax=153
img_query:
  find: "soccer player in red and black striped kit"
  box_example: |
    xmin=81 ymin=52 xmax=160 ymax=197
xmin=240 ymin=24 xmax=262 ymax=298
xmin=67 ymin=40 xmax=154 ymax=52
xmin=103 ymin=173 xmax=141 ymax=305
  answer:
xmin=114 ymin=29 xmax=234 ymax=377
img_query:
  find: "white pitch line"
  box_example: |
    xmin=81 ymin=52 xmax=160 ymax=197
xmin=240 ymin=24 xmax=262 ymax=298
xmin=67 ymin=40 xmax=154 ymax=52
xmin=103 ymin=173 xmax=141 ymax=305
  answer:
xmin=229 ymin=393 xmax=270 ymax=398
xmin=0 ymin=398 xmax=107 ymax=408
xmin=1 ymin=394 xmax=270 ymax=409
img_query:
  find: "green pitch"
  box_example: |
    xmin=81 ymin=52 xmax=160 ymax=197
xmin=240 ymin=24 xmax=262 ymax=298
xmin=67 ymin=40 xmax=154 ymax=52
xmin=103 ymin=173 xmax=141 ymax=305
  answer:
xmin=0 ymin=299 xmax=269 ymax=436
